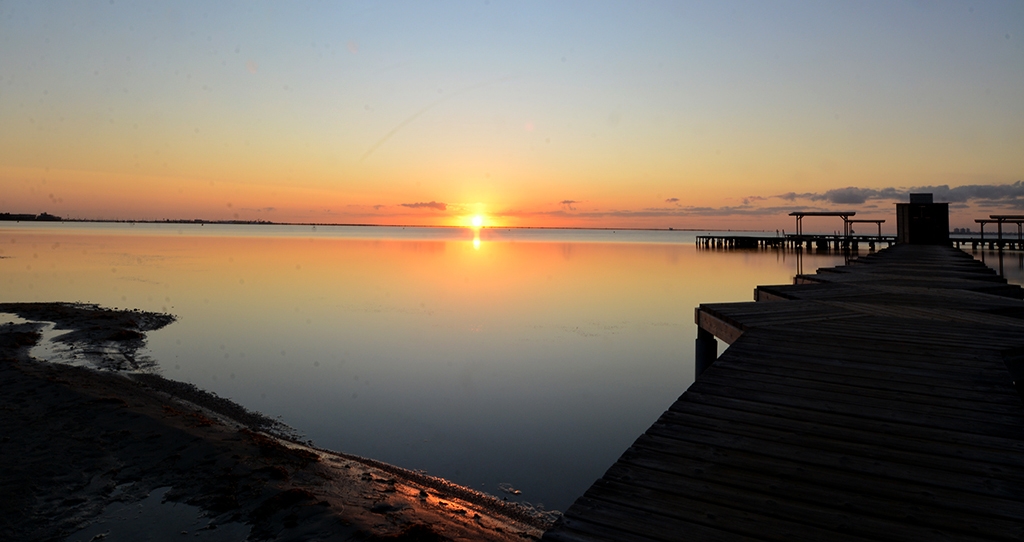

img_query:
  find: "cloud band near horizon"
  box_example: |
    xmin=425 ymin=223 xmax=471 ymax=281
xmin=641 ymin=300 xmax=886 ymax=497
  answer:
xmin=400 ymin=201 xmax=448 ymax=211
xmin=775 ymin=182 xmax=1024 ymax=206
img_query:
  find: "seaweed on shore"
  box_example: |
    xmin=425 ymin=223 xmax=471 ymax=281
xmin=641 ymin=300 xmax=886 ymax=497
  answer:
xmin=0 ymin=302 xmax=176 ymax=333
xmin=0 ymin=302 xmax=176 ymax=371
xmin=131 ymin=372 xmax=301 ymax=439
xmin=0 ymin=301 xmax=302 ymax=439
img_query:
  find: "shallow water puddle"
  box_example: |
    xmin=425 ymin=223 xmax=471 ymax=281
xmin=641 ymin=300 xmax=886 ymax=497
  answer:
xmin=0 ymin=312 xmax=86 ymax=367
xmin=1 ymin=312 xmax=153 ymax=370
xmin=28 ymin=321 xmax=80 ymax=365
xmin=64 ymin=486 xmax=250 ymax=542
xmin=0 ymin=312 xmax=30 ymax=326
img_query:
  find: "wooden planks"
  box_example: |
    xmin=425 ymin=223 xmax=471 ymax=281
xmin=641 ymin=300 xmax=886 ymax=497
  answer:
xmin=543 ymin=244 xmax=1024 ymax=541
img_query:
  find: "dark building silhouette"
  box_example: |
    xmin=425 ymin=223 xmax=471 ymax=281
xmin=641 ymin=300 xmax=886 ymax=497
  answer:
xmin=0 ymin=212 xmax=63 ymax=221
xmin=0 ymin=213 xmax=38 ymax=221
xmin=896 ymin=193 xmax=949 ymax=245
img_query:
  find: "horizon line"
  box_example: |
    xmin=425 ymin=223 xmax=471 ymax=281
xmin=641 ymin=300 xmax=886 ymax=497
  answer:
xmin=0 ymin=215 xmax=770 ymax=233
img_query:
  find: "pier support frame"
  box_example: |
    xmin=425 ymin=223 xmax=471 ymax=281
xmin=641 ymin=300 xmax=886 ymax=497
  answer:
xmin=695 ymin=327 xmax=718 ymax=378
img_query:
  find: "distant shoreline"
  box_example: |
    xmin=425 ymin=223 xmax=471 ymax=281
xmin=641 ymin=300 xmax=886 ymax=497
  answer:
xmin=0 ymin=215 xmax=769 ymax=233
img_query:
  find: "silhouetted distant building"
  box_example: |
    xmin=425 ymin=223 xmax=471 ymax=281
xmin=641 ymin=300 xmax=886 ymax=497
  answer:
xmin=0 ymin=212 xmax=63 ymax=221
xmin=0 ymin=213 xmax=37 ymax=221
xmin=896 ymin=193 xmax=949 ymax=245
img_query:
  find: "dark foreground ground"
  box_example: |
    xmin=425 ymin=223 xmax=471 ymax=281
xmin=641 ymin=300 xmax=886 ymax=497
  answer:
xmin=0 ymin=302 xmax=553 ymax=541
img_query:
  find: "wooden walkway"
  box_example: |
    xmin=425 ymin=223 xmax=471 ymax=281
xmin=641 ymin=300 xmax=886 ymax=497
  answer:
xmin=543 ymin=244 xmax=1024 ymax=541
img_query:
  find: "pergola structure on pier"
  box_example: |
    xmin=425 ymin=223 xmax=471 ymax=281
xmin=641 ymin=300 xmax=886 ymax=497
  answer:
xmin=975 ymin=215 xmax=1024 ymax=242
xmin=846 ymin=219 xmax=886 ymax=238
xmin=788 ymin=212 xmax=856 ymax=237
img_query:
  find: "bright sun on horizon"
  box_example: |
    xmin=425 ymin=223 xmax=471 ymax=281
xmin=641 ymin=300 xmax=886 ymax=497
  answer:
xmin=471 ymin=215 xmax=484 ymax=228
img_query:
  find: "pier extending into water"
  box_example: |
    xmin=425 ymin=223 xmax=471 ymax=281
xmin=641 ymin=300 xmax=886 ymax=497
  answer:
xmin=953 ymin=236 xmax=1024 ymax=251
xmin=696 ymin=233 xmax=1024 ymax=252
xmin=696 ymin=233 xmax=895 ymax=251
xmin=544 ymin=243 xmax=1024 ymax=541
xmin=699 ymin=205 xmax=1024 ymax=252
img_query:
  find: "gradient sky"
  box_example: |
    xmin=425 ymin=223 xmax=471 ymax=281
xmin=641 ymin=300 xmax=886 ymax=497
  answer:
xmin=1 ymin=1 xmax=1021 ymax=229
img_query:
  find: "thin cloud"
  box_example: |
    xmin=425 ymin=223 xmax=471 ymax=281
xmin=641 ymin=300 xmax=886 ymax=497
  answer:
xmin=368 ymin=180 xmax=1024 ymax=227
xmin=776 ymin=192 xmax=806 ymax=202
xmin=400 ymin=201 xmax=447 ymax=211
xmin=511 ymin=205 xmax=811 ymax=220
xmin=772 ymin=188 xmax=898 ymax=205
xmin=925 ymin=182 xmax=1024 ymax=203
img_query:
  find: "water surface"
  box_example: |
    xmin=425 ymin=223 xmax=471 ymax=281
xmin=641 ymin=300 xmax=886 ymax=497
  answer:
xmin=3 ymin=222 xmax=856 ymax=510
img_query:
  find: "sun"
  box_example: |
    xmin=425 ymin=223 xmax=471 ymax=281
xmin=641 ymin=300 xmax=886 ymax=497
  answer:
xmin=471 ymin=215 xmax=484 ymax=228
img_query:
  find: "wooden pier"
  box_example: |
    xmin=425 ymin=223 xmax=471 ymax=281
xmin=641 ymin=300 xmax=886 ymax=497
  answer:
xmin=543 ymin=244 xmax=1024 ymax=541
xmin=953 ymin=236 xmax=1024 ymax=251
xmin=697 ymin=234 xmax=895 ymax=251
xmin=697 ymin=233 xmax=1024 ymax=252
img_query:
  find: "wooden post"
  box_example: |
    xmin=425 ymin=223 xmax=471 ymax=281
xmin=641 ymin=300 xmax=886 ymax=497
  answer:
xmin=695 ymin=327 xmax=717 ymax=378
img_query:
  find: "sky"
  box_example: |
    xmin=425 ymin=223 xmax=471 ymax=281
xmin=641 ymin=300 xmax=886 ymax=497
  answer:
xmin=1 ymin=0 xmax=1022 ymax=230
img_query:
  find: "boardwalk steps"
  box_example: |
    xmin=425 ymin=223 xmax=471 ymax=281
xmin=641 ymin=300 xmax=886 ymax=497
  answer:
xmin=543 ymin=244 xmax=1024 ymax=541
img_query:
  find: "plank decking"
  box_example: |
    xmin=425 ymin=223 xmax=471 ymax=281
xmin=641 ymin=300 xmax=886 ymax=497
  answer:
xmin=543 ymin=244 xmax=1024 ymax=541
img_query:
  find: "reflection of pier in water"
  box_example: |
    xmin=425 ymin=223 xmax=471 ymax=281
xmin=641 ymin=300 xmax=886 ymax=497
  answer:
xmin=544 ymin=243 xmax=1024 ymax=541
xmin=978 ymin=246 xmax=1024 ymax=279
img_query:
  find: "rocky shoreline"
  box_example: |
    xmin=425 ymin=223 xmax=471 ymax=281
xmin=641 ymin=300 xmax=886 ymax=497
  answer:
xmin=0 ymin=302 xmax=554 ymax=541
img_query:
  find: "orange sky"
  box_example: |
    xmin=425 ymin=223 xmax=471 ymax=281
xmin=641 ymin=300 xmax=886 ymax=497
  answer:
xmin=1 ymin=2 xmax=1022 ymax=231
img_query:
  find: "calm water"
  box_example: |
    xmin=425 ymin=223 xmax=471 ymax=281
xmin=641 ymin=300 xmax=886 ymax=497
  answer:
xmin=2 ymin=222 xmax=898 ymax=510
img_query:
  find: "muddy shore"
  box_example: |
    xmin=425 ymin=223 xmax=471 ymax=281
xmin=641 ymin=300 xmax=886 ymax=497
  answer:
xmin=0 ymin=302 xmax=554 ymax=541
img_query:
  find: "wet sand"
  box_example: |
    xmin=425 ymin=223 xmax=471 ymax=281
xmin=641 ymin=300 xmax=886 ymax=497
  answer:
xmin=0 ymin=303 xmax=553 ymax=541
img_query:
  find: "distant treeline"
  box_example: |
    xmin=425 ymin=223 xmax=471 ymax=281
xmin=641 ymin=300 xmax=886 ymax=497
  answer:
xmin=0 ymin=212 xmax=62 ymax=222
xmin=106 ymin=219 xmax=277 ymax=225
xmin=152 ymin=219 xmax=275 ymax=224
